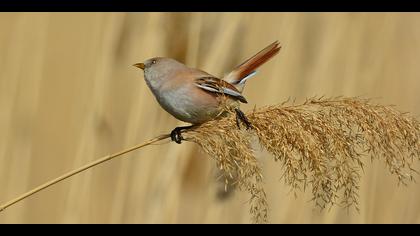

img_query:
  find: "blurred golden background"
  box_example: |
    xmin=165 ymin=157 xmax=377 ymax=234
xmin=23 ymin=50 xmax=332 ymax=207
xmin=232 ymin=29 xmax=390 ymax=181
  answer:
xmin=0 ymin=12 xmax=420 ymax=223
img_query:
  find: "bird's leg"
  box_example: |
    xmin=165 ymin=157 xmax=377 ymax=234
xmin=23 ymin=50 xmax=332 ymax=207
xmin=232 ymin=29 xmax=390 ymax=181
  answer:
xmin=235 ymin=108 xmax=252 ymax=130
xmin=170 ymin=125 xmax=194 ymax=144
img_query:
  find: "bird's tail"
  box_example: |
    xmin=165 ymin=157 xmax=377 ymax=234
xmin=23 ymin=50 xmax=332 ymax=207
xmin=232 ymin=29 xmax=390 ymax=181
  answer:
xmin=224 ymin=41 xmax=281 ymax=92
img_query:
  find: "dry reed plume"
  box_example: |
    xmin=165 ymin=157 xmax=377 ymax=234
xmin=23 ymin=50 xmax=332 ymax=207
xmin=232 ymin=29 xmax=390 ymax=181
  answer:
xmin=184 ymin=96 xmax=420 ymax=223
xmin=1 ymin=96 xmax=419 ymax=224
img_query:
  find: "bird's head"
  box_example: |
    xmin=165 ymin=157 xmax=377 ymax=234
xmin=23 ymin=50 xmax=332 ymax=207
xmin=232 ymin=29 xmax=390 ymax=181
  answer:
xmin=133 ymin=57 xmax=186 ymax=89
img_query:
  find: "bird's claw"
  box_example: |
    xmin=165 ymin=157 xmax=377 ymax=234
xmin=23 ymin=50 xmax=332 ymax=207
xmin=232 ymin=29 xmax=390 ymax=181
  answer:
xmin=235 ymin=108 xmax=252 ymax=130
xmin=170 ymin=125 xmax=194 ymax=144
xmin=170 ymin=128 xmax=183 ymax=144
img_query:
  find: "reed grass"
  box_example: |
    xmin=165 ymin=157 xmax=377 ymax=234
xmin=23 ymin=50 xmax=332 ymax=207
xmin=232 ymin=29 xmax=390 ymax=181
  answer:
xmin=185 ymin=97 xmax=420 ymax=223
xmin=3 ymin=96 xmax=418 ymax=223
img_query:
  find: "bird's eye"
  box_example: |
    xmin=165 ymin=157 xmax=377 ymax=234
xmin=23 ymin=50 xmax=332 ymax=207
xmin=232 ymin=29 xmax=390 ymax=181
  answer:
xmin=152 ymin=59 xmax=157 ymax=64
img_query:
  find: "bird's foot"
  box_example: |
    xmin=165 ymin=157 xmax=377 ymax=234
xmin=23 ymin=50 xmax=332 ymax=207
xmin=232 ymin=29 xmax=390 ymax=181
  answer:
xmin=235 ymin=108 xmax=252 ymax=130
xmin=170 ymin=125 xmax=194 ymax=144
xmin=170 ymin=128 xmax=183 ymax=144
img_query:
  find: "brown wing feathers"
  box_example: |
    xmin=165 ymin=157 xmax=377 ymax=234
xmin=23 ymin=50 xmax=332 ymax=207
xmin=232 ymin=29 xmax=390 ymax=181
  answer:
xmin=195 ymin=77 xmax=248 ymax=103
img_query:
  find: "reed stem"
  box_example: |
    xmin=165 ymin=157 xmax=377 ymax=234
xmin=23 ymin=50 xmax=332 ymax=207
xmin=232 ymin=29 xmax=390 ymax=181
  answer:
xmin=0 ymin=134 xmax=170 ymax=212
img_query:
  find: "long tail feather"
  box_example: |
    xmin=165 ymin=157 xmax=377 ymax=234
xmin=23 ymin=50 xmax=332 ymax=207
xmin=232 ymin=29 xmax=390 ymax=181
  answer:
xmin=224 ymin=41 xmax=281 ymax=92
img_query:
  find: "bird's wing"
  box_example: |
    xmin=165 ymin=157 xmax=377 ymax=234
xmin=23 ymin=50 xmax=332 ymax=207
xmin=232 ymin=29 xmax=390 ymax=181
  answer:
xmin=194 ymin=77 xmax=248 ymax=103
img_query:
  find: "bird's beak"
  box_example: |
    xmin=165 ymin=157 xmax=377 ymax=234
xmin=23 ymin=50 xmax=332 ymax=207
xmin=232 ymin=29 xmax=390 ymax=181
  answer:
xmin=133 ymin=63 xmax=145 ymax=70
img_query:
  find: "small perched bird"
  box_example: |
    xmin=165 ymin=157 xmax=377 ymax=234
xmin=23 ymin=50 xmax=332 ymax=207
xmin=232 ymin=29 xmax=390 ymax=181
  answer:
xmin=134 ymin=41 xmax=281 ymax=144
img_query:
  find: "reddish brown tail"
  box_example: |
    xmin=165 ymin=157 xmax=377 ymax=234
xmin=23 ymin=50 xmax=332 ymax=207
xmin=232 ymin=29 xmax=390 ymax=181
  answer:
xmin=224 ymin=41 xmax=281 ymax=91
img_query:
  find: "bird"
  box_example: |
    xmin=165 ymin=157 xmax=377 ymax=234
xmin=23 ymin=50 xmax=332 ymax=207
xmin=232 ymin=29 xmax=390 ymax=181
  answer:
xmin=134 ymin=41 xmax=281 ymax=144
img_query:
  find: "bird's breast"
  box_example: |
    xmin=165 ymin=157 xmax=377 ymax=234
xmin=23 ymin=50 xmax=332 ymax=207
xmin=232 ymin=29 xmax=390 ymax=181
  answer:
xmin=154 ymin=83 xmax=223 ymax=124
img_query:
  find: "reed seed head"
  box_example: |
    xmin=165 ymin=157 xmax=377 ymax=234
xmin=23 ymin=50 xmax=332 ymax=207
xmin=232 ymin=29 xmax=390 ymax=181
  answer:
xmin=183 ymin=97 xmax=420 ymax=223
